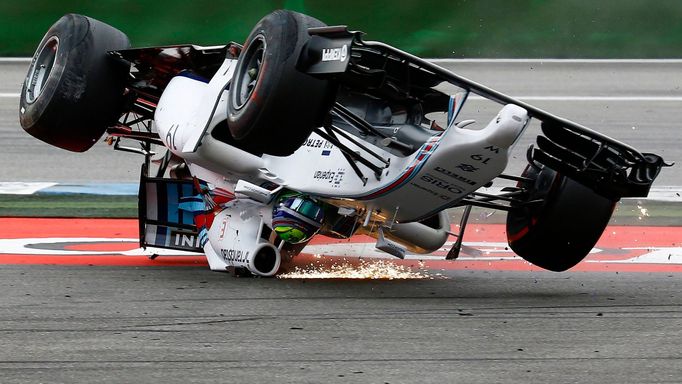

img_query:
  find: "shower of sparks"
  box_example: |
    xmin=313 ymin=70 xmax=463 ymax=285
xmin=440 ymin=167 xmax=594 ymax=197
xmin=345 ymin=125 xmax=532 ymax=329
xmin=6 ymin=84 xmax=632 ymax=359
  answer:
xmin=277 ymin=259 xmax=440 ymax=280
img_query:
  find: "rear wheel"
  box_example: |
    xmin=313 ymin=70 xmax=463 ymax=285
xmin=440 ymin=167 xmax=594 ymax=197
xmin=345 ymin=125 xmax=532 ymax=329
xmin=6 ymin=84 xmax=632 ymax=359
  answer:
xmin=19 ymin=14 xmax=130 ymax=152
xmin=227 ymin=10 xmax=336 ymax=156
xmin=506 ymin=164 xmax=617 ymax=271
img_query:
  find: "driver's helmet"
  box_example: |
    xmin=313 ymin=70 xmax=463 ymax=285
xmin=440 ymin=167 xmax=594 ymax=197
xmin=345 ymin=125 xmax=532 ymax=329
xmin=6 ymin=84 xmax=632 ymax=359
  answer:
xmin=272 ymin=195 xmax=324 ymax=244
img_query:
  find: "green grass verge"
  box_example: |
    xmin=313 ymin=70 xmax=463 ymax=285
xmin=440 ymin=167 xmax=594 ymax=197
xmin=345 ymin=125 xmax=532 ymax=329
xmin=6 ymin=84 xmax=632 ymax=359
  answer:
xmin=0 ymin=195 xmax=137 ymax=218
xmin=2 ymin=0 xmax=682 ymax=58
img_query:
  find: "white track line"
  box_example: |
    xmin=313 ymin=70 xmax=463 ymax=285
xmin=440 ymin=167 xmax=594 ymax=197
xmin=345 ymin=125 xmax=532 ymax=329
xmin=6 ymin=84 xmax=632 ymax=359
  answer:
xmin=0 ymin=58 xmax=31 ymax=63
xmin=0 ymin=182 xmax=57 ymax=195
xmin=0 ymin=93 xmax=20 ymax=98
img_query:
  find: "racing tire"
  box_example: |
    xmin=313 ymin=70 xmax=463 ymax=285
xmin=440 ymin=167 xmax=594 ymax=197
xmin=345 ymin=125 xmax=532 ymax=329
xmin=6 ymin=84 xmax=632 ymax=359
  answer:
xmin=19 ymin=14 xmax=130 ymax=152
xmin=227 ymin=10 xmax=336 ymax=156
xmin=506 ymin=164 xmax=617 ymax=272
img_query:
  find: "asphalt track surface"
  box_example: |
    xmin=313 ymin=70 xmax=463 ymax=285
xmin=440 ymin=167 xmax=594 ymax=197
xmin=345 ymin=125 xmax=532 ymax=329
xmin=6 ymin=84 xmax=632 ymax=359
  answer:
xmin=1 ymin=60 xmax=682 ymax=383
xmin=1 ymin=219 xmax=681 ymax=383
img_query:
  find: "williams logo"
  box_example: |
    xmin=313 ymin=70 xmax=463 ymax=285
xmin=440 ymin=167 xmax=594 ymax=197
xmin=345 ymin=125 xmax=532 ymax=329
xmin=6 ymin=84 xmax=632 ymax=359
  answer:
xmin=322 ymin=44 xmax=348 ymax=62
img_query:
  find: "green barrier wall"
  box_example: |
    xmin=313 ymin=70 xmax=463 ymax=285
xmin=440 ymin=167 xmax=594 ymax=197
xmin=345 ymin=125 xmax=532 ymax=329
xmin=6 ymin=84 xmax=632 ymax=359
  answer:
xmin=2 ymin=0 xmax=681 ymax=58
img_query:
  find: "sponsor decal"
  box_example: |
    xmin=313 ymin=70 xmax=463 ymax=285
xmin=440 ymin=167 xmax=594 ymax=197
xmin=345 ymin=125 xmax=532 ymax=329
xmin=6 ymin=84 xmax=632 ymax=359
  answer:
xmin=303 ymin=138 xmax=334 ymax=149
xmin=409 ymin=182 xmax=452 ymax=201
xmin=240 ymin=184 xmax=269 ymax=198
xmin=218 ymin=219 xmax=227 ymax=241
xmin=220 ymin=248 xmax=249 ymax=263
xmin=333 ymin=171 xmax=345 ymax=187
xmin=434 ymin=166 xmax=477 ymax=186
xmin=322 ymin=44 xmax=348 ymax=62
xmin=419 ymin=173 xmax=464 ymax=195
xmin=314 ymin=170 xmax=335 ymax=181
xmin=455 ymin=163 xmax=479 ymax=173
xmin=304 ymin=138 xmax=323 ymax=148
xmin=170 ymin=229 xmax=201 ymax=250
xmin=313 ymin=168 xmax=345 ymax=187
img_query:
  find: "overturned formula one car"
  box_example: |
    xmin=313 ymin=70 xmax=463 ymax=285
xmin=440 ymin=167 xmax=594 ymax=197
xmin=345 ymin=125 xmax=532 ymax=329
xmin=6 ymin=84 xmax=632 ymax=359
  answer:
xmin=19 ymin=11 xmax=668 ymax=276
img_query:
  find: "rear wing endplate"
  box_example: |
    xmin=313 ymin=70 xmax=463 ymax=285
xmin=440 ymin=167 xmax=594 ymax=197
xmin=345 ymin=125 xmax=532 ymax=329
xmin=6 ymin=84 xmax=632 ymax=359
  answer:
xmin=138 ymin=165 xmax=203 ymax=253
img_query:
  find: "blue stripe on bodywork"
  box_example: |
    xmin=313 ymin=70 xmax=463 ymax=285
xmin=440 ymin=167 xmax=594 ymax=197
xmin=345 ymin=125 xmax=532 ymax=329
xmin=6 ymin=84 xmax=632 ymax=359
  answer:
xmin=166 ymin=183 xmax=178 ymax=224
xmin=155 ymin=182 xmax=168 ymax=244
xmin=181 ymin=183 xmax=196 ymax=225
xmin=177 ymin=70 xmax=209 ymax=83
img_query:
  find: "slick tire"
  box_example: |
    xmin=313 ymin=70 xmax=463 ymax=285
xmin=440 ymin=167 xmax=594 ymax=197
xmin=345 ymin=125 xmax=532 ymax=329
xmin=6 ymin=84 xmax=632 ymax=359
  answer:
xmin=506 ymin=164 xmax=617 ymax=272
xmin=19 ymin=14 xmax=130 ymax=152
xmin=227 ymin=10 xmax=336 ymax=156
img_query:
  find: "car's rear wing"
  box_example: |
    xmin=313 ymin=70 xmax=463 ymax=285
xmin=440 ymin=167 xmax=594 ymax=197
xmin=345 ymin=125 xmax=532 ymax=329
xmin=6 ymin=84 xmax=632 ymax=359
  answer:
xmin=299 ymin=27 xmax=669 ymax=200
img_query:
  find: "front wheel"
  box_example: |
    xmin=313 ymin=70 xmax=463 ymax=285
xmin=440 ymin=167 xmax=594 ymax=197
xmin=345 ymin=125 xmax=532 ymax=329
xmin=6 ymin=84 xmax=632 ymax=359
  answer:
xmin=506 ymin=164 xmax=617 ymax=271
xmin=227 ymin=10 xmax=336 ymax=156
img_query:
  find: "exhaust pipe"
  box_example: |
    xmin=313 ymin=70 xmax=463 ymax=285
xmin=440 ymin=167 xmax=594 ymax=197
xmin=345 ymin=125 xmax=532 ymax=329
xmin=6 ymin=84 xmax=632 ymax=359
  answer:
xmin=247 ymin=243 xmax=282 ymax=277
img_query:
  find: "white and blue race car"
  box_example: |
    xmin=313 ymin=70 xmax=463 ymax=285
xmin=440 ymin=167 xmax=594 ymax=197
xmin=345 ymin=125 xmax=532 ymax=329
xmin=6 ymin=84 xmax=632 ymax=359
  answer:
xmin=20 ymin=11 xmax=668 ymax=276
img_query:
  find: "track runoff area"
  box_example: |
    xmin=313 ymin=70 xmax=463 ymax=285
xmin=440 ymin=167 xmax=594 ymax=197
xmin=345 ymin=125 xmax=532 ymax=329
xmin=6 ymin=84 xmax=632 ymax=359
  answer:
xmin=0 ymin=218 xmax=680 ymax=277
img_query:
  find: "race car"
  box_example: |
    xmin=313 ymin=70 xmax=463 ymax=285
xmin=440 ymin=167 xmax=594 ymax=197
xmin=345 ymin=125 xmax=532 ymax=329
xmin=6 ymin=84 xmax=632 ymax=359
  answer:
xmin=19 ymin=11 xmax=668 ymax=276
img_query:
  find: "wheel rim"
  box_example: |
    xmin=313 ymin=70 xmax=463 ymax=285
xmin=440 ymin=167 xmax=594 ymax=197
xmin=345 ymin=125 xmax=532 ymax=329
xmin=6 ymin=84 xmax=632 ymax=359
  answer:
xmin=232 ymin=35 xmax=266 ymax=110
xmin=25 ymin=36 xmax=59 ymax=104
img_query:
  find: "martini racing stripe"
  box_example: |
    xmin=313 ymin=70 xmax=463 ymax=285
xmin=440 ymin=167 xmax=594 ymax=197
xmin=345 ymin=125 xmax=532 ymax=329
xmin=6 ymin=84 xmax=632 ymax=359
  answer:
xmin=358 ymin=136 xmax=441 ymax=200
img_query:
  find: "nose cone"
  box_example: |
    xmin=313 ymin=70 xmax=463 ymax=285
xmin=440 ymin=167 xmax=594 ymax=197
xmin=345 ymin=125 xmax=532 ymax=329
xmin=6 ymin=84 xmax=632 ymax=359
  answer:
xmin=485 ymin=104 xmax=529 ymax=148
